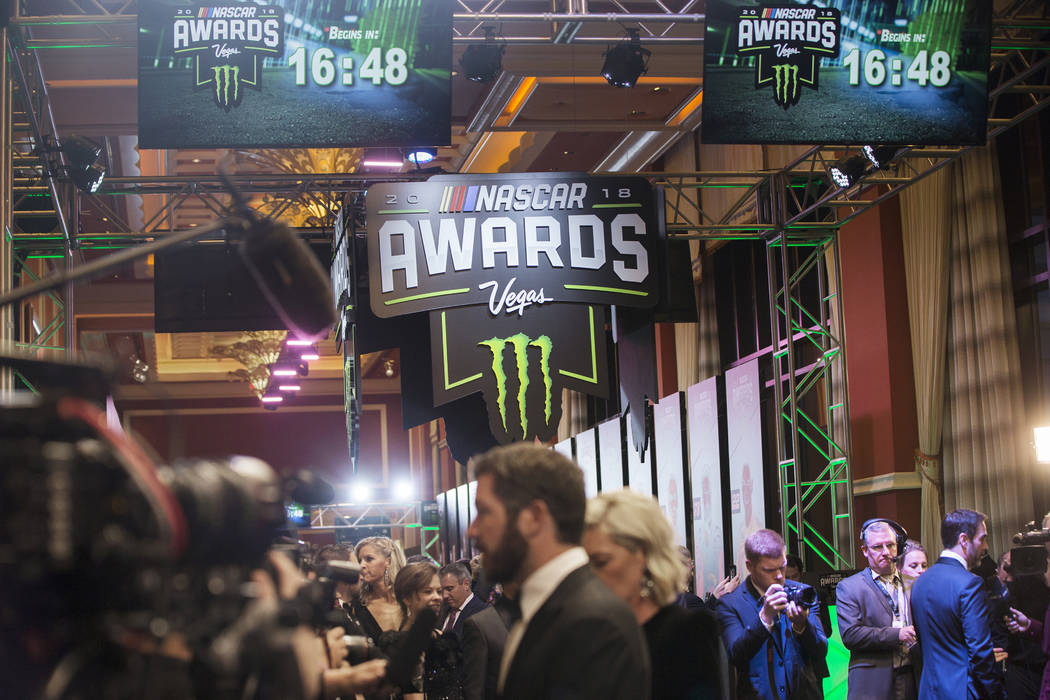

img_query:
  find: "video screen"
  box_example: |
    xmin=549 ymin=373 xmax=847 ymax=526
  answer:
xmin=702 ymin=0 xmax=991 ymax=145
xmin=138 ymin=0 xmax=452 ymax=149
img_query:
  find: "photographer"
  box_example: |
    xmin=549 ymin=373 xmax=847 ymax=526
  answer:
xmin=715 ymin=529 xmax=828 ymax=700
xmin=1002 ymin=514 xmax=1050 ymax=699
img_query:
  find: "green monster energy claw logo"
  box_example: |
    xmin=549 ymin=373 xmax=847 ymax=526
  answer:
xmin=212 ymin=64 xmax=241 ymax=109
xmin=772 ymin=63 xmax=799 ymax=107
xmin=479 ymin=333 xmax=553 ymax=440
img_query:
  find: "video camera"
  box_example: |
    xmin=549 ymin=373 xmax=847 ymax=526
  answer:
xmin=1010 ymin=521 xmax=1050 ymax=577
xmin=0 ymin=355 xmax=340 ymax=700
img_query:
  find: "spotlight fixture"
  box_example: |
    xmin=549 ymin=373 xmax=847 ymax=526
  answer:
xmin=862 ymin=145 xmax=907 ymax=170
xmin=1036 ymin=426 xmax=1050 ymax=463
xmin=407 ymin=148 xmax=437 ymax=165
xmin=601 ymin=28 xmax=650 ymax=88
xmin=460 ymin=27 xmax=505 ymax=82
xmin=60 ymin=134 xmax=107 ymax=193
xmin=361 ymin=148 xmax=404 ymax=169
xmin=829 ymin=155 xmax=869 ymax=189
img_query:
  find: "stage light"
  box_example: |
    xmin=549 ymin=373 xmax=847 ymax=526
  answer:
xmin=362 ymin=148 xmax=404 ymax=169
xmin=60 ymin=134 xmax=107 ymax=193
xmin=460 ymin=28 xmax=505 ymax=82
xmin=1035 ymin=426 xmax=1050 ymax=463
xmin=350 ymin=481 xmax=373 ymax=503
xmin=278 ymin=384 xmax=301 ymax=391
xmin=601 ymin=29 xmax=650 ymax=88
xmin=393 ymin=479 xmax=415 ymax=501
xmin=829 ymin=155 xmax=869 ymax=189
xmin=286 ymin=338 xmax=312 ymax=347
xmin=300 ymin=352 xmax=320 ymax=361
xmin=407 ymin=148 xmax=437 ymax=165
xmin=273 ymin=367 xmax=298 ymax=377
xmin=862 ymin=145 xmax=907 ymax=170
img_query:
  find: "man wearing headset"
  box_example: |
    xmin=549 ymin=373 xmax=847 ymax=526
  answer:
xmin=835 ymin=519 xmax=919 ymax=700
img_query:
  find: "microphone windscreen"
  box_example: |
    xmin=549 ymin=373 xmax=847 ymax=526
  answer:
xmin=385 ymin=607 xmax=437 ymax=688
xmin=239 ymin=219 xmax=336 ymax=342
xmin=287 ymin=470 xmax=335 ymax=505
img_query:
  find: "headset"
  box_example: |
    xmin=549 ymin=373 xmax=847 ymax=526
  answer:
xmin=860 ymin=518 xmax=909 ymax=558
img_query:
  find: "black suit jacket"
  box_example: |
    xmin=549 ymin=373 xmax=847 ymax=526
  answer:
xmin=442 ymin=594 xmax=489 ymax=637
xmin=461 ymin=605 xmax=509 ymax=700
xmin=910 ymin=557 xmax=1004 ymax=700
xmin=500 ymin=564 xmax=651 ymax=700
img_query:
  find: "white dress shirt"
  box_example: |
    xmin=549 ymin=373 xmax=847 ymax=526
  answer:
xmin=939 ymin=549 xmax=969 ymax=569
xmin=497 ymin=546 xmax=590 ymax=693
xmin=442 ymin=592 xmax=475 ymax=630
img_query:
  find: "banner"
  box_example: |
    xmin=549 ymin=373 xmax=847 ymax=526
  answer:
xmin=654 ymin=392 xmax=688 ymax=548
xmin=575 ymin=428 xmax=599 ymax=499
xmin=687 ymin=378 xmax=725 ymax=596
xmin=597 ymin=416 xmax=625 ymax=492
xmin=726 ymin=359 xmax=764 ymax=572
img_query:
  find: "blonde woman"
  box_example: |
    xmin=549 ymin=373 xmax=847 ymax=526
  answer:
xmin=584 ymin=489 xmax=723 ymax=699
xmin=900 ymin=539 xmax=928 ymax=594
xmin=353 ymin=536 xmax=407 ymax=642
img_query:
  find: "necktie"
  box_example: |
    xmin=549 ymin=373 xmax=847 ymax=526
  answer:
xmin=443 ymin=608 xmax=458 ymax=633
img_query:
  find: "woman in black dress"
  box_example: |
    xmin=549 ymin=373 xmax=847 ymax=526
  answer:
xmin=352 ymin=536 xmax=407 ymax=642
xmin=378 ymin=561 xmax=464 ymax=700
xmin=583 ymin=490 xmax=724 ymax=700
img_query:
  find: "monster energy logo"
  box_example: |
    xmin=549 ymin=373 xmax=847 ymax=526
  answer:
xmin=479 ymin=333 xmax=553 ymax=440
xmin=772 ymin=63 xmax=799 ymax=107
xmin=212 ymin=64 xmax=241 ymax=108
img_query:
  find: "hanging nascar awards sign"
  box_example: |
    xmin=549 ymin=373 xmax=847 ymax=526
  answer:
xmin=366 ymin=173 xmax=658 ymax=443
xmin=701 ymin=0 xmax=991 ymax=145
xmin=138 ymin=0 xmax=452 ymax=149
xmin=366 ymin=173 xmax=658 ymax=318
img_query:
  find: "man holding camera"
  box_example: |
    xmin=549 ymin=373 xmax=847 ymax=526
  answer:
xmin=835 ymin=520 xmax=918 ymax=700
xmin=911 ymin=509 xmax=1005 ymax=700
xmin=716 ymin=529 xmax=829 ymax=699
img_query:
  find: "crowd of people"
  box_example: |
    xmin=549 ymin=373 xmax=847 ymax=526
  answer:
xmin=294 ymin=443 xmax=1050 ymax=700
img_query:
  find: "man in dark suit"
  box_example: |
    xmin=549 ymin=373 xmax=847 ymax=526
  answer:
xmin=716 ymin=528 xmax=828 ymax=699
xmin=466 ymin=443 xmax=650 ymax=700
xmin=460 ymin=604 xmax=508 ymax=700
xmin=910 ymin=509 xmax=1005 ymax=700
xmin=438 ymin=561 xmax=488 ymax=637
xmin=836 ymin=520 xmax=918 ymax=700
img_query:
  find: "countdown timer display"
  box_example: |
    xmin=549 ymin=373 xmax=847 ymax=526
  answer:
xmin=138 ymin=0 xmax=452 ymax=149
xmin=701 ymin=0 xmax=991 ymax=145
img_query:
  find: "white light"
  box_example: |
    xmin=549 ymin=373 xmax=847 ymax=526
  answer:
xmin=830 ymin=167 xmax=850 ymax=188
xmin=393 ymin=479 xmax=415 ymax=501
xmin=894 ymin=18 xmax=908 ymax=26
xmin=362 ymin=159 xmax=404 ymax=168
xmin=1036 ymin=426 xmax=1050 ymax=463
xmin=284 ymin=13 xmax=295 ymax=23
xmin=351 ymin=481 xmax=373 ymax=503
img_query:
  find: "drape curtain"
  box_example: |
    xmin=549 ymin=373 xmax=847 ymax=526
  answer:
xmin=900 ymin=165 xmax=953 ymax=557
xmin=940 ymin=147 xmax=1031 ymax=556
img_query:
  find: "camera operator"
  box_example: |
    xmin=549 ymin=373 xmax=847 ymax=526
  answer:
xmin=1002 ymin=514 xmax=1050 ymax=700
xmin=835 ymin=519 xmax=918 ymax=700
xmin=715 ymin=529 xmax=829 ymax=699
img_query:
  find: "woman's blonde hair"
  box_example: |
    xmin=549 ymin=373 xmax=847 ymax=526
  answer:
xmin=584 ymin=489 xmax=686 ymax=606
xmin=355 ymin=536 xmax=407 ymax=597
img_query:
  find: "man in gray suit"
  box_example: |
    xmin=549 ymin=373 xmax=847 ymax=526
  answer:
xmin=835 ymin=520 xmax=918 ymax=700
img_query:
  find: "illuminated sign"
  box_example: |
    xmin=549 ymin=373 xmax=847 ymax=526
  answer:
xmin=366 ymin=173 xmax=660 ymax=318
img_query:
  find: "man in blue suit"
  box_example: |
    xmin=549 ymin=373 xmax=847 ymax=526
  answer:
xmin=910 ymin=509 xmax=1005 ymax=700
xmin=716 ymin=529 xmax=829 ymax=699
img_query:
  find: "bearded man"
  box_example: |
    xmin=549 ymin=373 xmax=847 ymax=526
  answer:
xmin=467 ymin=443 xmax=650 ymax=700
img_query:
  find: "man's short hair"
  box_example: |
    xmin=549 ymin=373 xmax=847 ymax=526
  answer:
xmin=785 ymin=553 xmax=804 ymax=573
xmin=860 ymin=520 xmax=896 ymax=546
xmin=472 ymin=443 xmax=586 ymax=545
xmin=439 ymin=562 xmax=471 ymax=584
xmin=745 ymin=529 xmax=786 ymax=562
xmin=941 ymin=508 xmax=987 ymax=549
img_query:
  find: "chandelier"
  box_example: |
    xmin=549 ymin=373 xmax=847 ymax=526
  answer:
xmin=210 ymin=331 xmax=288 ymax=399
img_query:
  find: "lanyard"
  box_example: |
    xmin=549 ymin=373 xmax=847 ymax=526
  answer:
xmin=873 ymin=576 xmax=901 ymax=619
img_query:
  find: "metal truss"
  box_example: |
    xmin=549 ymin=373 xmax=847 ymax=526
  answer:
xmin=310 ymin=502 xmax=441 ymax=560
xmin=764 ymin=215 xmax=854 ymax=570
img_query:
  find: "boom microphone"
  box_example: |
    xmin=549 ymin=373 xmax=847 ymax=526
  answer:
xmin=238 ymin=217 xmax=337 ymax=343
